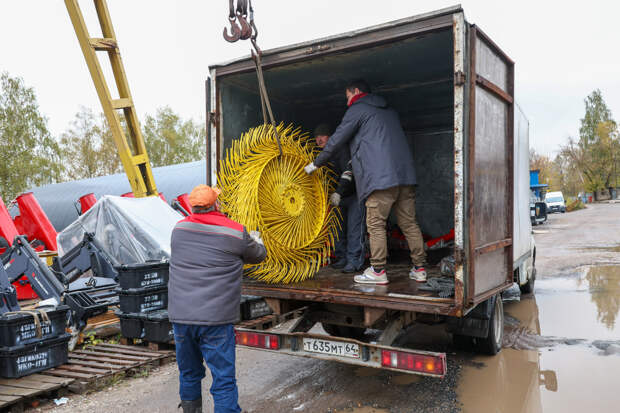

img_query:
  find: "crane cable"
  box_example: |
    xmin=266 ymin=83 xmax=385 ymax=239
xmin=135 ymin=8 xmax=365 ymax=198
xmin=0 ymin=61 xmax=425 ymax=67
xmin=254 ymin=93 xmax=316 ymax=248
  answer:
xmin=223 ymin=0 xmax=283 ymax=156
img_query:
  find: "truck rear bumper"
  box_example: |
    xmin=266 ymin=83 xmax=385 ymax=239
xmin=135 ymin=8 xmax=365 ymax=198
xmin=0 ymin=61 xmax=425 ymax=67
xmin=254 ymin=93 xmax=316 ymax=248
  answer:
xmin=235 ymin=310 xmax=447 ymax=378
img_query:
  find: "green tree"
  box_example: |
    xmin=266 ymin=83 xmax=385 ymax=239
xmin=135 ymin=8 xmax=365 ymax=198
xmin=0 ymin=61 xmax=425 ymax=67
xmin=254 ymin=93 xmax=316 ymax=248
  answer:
xmin=553 ymin=153 xmax=583 ymax=197
xmin=561 ymin=90 xmax=620 ymax=199
xmin=142 ymin=106 xmax=205 ymax=167
xmin=59 ymin=107 xmax=122 ymax=180
xmin=0 ymin=72 xmax=63 ymax=201
xmin=530 ymin=149 xmax=561 ymax=190
xmin=579 ymin=90 xmax=616 ymax=147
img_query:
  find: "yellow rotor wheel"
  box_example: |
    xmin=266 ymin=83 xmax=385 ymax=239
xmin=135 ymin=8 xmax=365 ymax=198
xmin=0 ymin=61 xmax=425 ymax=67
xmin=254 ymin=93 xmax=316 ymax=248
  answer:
xmin=218 ymin=124 xmax=340 ymax=284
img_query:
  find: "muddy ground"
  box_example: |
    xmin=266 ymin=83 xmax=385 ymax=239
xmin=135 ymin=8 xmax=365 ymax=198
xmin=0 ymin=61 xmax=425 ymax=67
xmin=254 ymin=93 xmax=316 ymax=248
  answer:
xmin=31 ymin=203 xmax=620 ymax=412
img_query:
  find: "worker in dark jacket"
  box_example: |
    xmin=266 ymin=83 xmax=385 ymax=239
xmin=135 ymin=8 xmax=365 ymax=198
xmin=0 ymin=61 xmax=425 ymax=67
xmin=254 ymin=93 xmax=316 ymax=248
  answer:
xmin=314 ymin=124 xmax=365 ymax=273
xmin=304 ymin=79 xmax=426 ymax=285
xmin=169 ymin=184 xmax=267 ymax=413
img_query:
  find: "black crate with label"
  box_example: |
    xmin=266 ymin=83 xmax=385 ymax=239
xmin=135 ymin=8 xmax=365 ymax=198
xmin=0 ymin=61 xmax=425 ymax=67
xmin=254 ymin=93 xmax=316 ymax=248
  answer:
xmin=144 ymin=310 xmax=173 ymax=343
xmin=116 ymin=286 xmax=168 ymax=314
xmin=0 ymin=306 xmax=70 ymax=347
xmin=0 ymin=333 xmax=71 ymax=378
xmin=116 ymin=311 xmax=146 ymax=339
xmin=116 ymin=261 xmax=169 ymax=290
xmin=240 ymin=296 xmax=272 ymax=320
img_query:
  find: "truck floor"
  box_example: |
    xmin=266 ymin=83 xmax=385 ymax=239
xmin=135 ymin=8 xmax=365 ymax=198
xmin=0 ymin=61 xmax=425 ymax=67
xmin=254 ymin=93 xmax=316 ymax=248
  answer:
xmin=242 ymin=262 xmax=454 ymax=313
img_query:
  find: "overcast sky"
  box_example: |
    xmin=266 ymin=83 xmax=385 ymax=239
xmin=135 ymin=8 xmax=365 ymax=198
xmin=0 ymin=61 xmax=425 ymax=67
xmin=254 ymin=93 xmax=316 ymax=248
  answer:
xmin=1 ymin=0 xmax=619 ymax=157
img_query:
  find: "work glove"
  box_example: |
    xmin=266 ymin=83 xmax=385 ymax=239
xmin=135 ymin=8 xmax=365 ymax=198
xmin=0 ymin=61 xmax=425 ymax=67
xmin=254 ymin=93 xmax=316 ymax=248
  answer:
xmin=249 ymin=230 xmax=264 ymax=245
xmin=330 ymin=192 xmax=341 ymax=207
xmin=304 ymin=162 xmax=318 ymax=175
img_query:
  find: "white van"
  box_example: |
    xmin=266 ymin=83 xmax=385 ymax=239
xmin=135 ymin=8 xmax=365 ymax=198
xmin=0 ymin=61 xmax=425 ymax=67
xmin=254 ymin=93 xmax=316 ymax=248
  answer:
xmin=545 ymin=191 xmax=566 ymax=213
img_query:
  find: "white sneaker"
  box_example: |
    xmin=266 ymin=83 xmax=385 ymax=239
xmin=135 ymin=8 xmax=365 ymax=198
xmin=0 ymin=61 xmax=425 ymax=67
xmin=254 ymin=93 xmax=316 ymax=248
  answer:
xmin=409 ymin=265 xmax=427 ymax=282
xmin=354 ymin=267 xmax=389 ymax=285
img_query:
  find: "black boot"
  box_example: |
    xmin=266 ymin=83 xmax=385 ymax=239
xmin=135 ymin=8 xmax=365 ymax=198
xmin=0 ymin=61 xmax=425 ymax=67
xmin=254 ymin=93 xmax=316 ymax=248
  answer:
xmin=179 ymin=398 xmax=202 ymax=413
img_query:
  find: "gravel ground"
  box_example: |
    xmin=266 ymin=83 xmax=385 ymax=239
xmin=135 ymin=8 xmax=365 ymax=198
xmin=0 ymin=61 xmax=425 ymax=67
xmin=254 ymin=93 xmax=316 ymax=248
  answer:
xmin=23 ymin=202 xmax=620 ymax=413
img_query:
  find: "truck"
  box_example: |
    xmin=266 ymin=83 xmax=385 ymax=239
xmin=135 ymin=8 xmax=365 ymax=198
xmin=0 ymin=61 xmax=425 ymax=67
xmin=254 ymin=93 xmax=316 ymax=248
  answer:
xmin=206 ymin=5 xmax=536 ymax=377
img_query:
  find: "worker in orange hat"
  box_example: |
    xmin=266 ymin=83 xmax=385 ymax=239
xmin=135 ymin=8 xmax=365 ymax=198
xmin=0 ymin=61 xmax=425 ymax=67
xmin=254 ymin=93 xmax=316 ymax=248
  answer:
xmin=168 ymin=184 xmax=266 ymax=413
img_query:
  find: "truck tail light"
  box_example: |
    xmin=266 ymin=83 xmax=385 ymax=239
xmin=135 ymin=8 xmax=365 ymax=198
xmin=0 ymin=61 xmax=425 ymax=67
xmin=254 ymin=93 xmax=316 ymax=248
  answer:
xmin=381 ymin=350 xmax=445 ymax=376
xmin=235 ymin=331 xmax=280 ymax=350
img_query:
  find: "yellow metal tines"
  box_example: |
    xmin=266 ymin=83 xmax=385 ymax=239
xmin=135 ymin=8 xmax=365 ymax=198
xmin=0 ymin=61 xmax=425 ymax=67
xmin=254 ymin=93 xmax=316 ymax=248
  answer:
xmin=218 ymin=124 xmax=340 ymax=284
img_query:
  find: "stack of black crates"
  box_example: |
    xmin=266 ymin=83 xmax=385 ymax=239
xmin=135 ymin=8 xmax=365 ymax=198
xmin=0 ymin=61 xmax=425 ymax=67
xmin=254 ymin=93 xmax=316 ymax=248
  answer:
xmin=115 ymin=261 xmax=173 ymax=344
xmin=0 ymin=305 xmax=71 ymax=378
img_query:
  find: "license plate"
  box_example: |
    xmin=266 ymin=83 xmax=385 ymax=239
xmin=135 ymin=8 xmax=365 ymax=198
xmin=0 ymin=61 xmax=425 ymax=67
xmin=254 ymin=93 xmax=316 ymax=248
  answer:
xmin=303 ymin=338 xmax=360 ymax=358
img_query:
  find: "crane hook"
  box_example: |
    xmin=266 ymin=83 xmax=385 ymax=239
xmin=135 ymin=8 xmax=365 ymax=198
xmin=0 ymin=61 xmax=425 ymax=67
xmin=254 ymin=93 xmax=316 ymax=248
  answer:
xmin=223 ymin=18 xmax=242 ymax=42
xmin=238 ymin=14 xmax=253 ymax=40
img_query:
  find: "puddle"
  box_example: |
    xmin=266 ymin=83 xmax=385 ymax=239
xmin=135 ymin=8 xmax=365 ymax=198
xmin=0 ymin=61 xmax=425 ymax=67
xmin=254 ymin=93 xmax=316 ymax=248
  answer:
xmin=391 ymin=374 xmax=421 ymax=385
xmin=580 ymin=245 xmax=620 ymax=253
xmin=458 ymin=346 xmax=619 ymax=413
xmin=459 ymin=265 xmax=620 ymax=412
xmin=353 ymin=367 xmax=381 ymax=377
xmin=535 ymin=266 xmax=620 ymax=340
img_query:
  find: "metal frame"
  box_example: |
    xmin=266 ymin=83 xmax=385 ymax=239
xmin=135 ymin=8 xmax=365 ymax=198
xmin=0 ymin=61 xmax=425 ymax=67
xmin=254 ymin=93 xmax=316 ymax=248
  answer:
xmin=466 ymin=25 xmax=515 ymax=305
xmin=65 ymin=0 xmax=157 ymax=197
xmin=236 ymin=308 xmax=446 ymax=378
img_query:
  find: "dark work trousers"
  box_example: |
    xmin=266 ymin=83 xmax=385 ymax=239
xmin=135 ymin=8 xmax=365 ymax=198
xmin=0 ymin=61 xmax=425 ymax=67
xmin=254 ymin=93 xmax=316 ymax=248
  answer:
xmin=333 ymin=194 xmax=366 ymax=270
xmin=173 ymin=323 xmax=241 ymax=413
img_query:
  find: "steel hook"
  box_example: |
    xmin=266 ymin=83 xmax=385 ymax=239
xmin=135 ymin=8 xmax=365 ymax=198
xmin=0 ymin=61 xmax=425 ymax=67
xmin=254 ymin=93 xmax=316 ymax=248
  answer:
xmin=223 ymin=18 xmax=242 ymax=43
xmin=238 ymin=14 xmax=253 ymax=40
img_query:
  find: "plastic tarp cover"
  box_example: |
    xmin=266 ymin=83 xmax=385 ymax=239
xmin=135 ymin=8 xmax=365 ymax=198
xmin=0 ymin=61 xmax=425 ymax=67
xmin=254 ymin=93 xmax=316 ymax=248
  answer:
xmin=57 ymin=195 xmax=182 ymax=264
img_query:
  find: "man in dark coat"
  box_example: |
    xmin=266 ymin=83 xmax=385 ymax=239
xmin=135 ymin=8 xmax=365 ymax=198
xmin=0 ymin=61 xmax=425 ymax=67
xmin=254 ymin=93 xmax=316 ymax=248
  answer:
xmin=169 ymin=185 xmax=267 ymax=413
xmin=304 ymin=80 xmax=426 ymax=285
xmin=314 ymin=124 xmax=365 ymax=273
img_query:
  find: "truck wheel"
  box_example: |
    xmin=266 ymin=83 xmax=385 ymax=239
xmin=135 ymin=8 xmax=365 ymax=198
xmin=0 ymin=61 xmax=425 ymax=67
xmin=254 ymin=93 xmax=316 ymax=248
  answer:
xmin=321 ymin=323 xmax=365 ymax=340
xmin=474 ymin=295 xmax=504 ymax=355
xmin=519 ymin=268 xmax=536 ymax=294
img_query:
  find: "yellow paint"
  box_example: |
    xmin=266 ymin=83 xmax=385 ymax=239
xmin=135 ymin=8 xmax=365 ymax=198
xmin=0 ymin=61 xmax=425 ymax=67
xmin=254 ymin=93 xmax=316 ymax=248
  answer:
xmin=64 ymin=0 xmax=157 ymax=197
xmin=218 ymin=124 xmax=340 ymax=284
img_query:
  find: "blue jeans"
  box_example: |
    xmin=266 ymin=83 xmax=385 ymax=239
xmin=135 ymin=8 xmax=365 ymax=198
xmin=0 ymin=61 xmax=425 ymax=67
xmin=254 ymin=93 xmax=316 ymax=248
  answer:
xmin=173 ymin=323 xmax=241 ymax=413
xmin=334 ymin=195 xmax=366 ymax=269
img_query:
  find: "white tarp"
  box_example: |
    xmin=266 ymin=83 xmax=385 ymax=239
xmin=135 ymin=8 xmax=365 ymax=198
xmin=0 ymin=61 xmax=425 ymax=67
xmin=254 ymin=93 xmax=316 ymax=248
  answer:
xmin=57 ymin=195 xmax=182 ymax=264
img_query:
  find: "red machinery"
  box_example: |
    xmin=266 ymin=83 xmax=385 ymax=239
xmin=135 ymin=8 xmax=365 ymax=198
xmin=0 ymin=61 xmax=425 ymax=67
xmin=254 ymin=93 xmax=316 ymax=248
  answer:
xmin=13 ymin=193 xmax=57 ymax=252
xmin=0 ymin=196 xmax=18 ymax=255
xmin=171 ymin=193 xmax=192 ymax=216
xmin=79 ymin=193 xmax=97 ymax=214
xmin=177 ymin=193 xmax=191 ymax=213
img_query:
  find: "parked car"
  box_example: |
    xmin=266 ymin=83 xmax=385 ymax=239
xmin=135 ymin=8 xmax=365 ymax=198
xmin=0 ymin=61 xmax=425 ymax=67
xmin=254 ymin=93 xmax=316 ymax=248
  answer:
xmin=530 ymin=191 xmax=547 ymax=225
xmin=545 ymin=191 xmax=566 ymax=213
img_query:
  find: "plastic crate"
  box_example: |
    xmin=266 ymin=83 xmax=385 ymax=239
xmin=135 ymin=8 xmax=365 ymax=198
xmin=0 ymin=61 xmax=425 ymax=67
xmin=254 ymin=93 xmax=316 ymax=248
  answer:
xmin=0 ymin=289 xmax=19 ymax=314
xmin=240 ymin=296 xmax=272 ymax=320
xmin=143 ymin=310 xmax=173 ymax=343
xmin=116 ymin=311 xmax=145 ymax=339
xmin=0 ymin=305 xmax=70 ymax=347
xmin=0 ymin=333 xmax=70 ymax=378
xmin=116 ymin=261 xmax=169 ymax=290
xmin=116 ymin=286 xmax=168 ymax=314
xmin=64 ymin=291 xmax=109 ymax=325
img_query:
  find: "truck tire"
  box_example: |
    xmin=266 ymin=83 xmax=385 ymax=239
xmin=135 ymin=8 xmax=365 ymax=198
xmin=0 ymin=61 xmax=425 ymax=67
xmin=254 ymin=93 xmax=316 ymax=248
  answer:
xmin=321 ymin=323 xmax=365 ymax=340
xmin=519 ymin=268 xmax=536 ymax=294
xmin=520 ymin=251 xmax=536 ymax=295
xmin=474 ymin=294 xmax=504 ymax=355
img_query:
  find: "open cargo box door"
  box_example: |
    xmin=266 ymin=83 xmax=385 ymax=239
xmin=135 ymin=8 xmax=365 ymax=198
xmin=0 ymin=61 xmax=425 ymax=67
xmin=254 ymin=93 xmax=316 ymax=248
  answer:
xmin=466 ymin=26 xmax=515 ymax=305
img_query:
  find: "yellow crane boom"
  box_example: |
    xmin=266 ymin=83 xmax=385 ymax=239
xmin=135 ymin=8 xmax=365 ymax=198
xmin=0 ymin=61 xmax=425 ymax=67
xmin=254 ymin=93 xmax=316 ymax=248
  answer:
xmin=65 ymin=0 xmax=158 ymax=197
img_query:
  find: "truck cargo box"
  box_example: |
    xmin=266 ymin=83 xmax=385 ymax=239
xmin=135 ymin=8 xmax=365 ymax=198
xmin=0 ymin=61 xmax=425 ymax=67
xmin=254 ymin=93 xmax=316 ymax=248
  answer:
xmin=208 ymin=5 xmax=526 ymax=318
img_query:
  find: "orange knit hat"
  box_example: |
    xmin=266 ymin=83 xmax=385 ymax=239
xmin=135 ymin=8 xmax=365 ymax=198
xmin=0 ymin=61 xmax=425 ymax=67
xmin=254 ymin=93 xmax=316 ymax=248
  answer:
xmin=188 ymin=185 xmax=221 ymax=207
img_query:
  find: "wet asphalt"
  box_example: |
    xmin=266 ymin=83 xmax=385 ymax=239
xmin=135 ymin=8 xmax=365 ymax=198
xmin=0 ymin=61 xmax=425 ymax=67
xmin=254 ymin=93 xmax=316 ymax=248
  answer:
xmin=37 ymin=202 xmax=620 ymax=413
